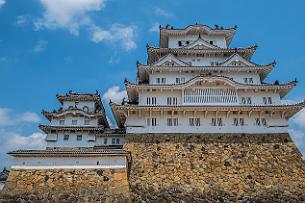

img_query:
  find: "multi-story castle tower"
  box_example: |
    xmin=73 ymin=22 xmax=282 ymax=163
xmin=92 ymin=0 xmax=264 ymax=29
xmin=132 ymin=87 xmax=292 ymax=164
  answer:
xmin=111 ymin=24 xmax=304 ymax=134
xmin=41 ymin=91 xmax=124 ymax=149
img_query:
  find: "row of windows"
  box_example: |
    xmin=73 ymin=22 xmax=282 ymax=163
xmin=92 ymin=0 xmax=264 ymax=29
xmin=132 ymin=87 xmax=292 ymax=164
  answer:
xmin=147 ymin=97 xmax=274 ymax=105
xmin=63 ymin=135 xmax=120 ymax=144
xmin=241 ymin=97 xmax=252 ymax=104
xmin=178 ymin=40 xmax=215 ymax=46
xmin=243 ymin=78 xmax=254 ymax=84
xmin=155 ymin=77 xmax=186 ymax=84
xmin=59 ymin=119 xmax=90 ymax=125
xmin=145 ymin=117 xmax=268 ymax=127
xmin=146 ymin=97 xmax=157 ymax=105
xmin=167 ymin=97 xmax=178 ymax=105
xmin=156 ymin=78 xmax=166 ymax=84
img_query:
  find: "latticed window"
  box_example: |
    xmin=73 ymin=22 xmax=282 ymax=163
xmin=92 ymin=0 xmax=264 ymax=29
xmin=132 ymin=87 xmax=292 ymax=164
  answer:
xmin=262 ymin=118 xmax=267 ymax=126
xmin=64 ymin=134 xmax=69 ymax=141
xmin=189 ymin=118 xmax=194 ymax=126
xmin=184 ymin=88 xmax=238 ymax=104
xmin=239 ymin=118 xmax=245 ymax=126
xmin=233 ymin=118 xmax=239 ymax=126
xmin=255 ymin=118 xmax=261 ymax=126
xmin=211 ymin=118 xmax=217 ymax=126
xmin=59 ymin=120 xmax=65 ymax=125
xmin=195 ymin=118 xmax=200 ymax=126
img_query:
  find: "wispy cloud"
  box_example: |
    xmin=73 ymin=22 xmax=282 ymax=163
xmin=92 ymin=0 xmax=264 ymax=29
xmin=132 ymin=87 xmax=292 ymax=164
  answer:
xmin=91 ymin=24 xmax=137 ymax=51
xmin=0 ymin=0 xmax=5 ymax=8
xmin=0 ymin=107 xmax=40 ymax=126
xmin=154 ymin=7 xmax=174 ymax=18
xmin=33 ymin=40 xmax=48 ymax=53
xmin=34 ymin=0 xmax=137 ymax=51
xmin=15 ymin=15 xmax=31 ymax=27
xmin=149 ymin=22 xmax=160 ymax=33
xmin=292 ymin=109 xmax=305 ymax=129
xmin=102 ymin=86 xmax=127 ymax=104
xmin=0 ymin=130 xmax=46 ymax=169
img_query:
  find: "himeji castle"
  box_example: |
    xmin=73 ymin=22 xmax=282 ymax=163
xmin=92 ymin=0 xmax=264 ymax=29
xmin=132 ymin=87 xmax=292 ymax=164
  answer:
xmin=111 ymin=24 xmax=304 ymax=134
xmin=2 ymin=24 xmax=305 ymax=203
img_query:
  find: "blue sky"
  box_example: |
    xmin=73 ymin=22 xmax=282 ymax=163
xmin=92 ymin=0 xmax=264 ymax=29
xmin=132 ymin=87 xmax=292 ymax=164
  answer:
xmin=0 ymin=0 xmax=305 ymax=169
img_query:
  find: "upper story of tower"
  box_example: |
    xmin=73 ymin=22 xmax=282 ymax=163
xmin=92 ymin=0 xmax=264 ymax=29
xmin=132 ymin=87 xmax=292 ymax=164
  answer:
xmin=159 ymin=24 xmax=237 ymax=49
xmin=42 ymin=91 xmax=109 ymax=128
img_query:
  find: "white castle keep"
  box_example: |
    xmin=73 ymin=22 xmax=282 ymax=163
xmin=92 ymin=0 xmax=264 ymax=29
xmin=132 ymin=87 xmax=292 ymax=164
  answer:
xmin=111 ymin=24 xmax=304 ymax=134
xmin=7 ymin=24 xmax=305 ymax=169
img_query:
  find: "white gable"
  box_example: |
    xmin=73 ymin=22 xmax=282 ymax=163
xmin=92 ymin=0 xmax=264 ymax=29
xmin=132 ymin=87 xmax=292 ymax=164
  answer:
xmin=154 ymin=54 xmax=189 ymax=66
xmin=221 ymin=53 xmax=255 ymax=66
xmin=183 ymin=37 xmax=218 ymax=49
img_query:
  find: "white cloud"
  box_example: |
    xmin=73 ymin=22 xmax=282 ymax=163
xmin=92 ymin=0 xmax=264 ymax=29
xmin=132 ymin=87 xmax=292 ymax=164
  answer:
xmin=17 ymin=112 xmax=41 ymax=123
xmin=102 ymin=86 xmax=127 ymax=104
xmin=5 ymin=132 xmax=46 ymax=150
xmin=0 ymin=108 xmax=40 ymax=126
xmin=35 ymin=0 xmax=106 ymax=35
xmin=293 ymin=108 xmax=305 ymax=128
xmin=91 ymin=24 xmax=137 ymax=51
xmin=0 ymin=131 xmax=46 ymax=169
xmin=149 ymin=22 xmax=160 ymax=33
xmin=35 ymin=0 xmax=137 ymax=51
xmin=0 ymin=0 xmax=5 ymax=8
xmin=154 ymin=7 xmax=174 ymax=18
xmin=33 ymin=40 xmax=48 ymax=53
xmin=289 ymin=129 xmax=305 ymax=155
xmin=0 ymin=108 xmax=12 ymax=126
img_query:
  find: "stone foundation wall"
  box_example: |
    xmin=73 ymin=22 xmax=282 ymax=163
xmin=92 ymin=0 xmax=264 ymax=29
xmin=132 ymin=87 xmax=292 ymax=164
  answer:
xmin=124 ymin=133 xmax=305 ymax=202
xmin=0 ymin=168 xmax=131 ymax=203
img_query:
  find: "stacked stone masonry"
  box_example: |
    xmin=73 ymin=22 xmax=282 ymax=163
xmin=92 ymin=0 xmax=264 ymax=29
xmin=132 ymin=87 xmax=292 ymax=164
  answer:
xmin=124 ymin=133 xmax=305 ymax=202
xmin=0 ymin=168 xmax=131 ymax=203
xmin=1 ymin=133 xmax=305 ymax=202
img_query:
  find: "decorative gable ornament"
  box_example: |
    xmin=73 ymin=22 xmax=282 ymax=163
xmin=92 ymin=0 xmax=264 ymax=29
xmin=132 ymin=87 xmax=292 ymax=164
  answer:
xmin=154 ymin=53 xmax=189 ymax=66
xmin=221 ymin=53 xmax=256 ymax=66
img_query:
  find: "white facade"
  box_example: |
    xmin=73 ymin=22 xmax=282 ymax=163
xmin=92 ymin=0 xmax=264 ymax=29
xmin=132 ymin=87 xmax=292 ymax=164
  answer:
xmin=11 ymin=156 xmax=127 ymax=169
xmin=43 ymin=94 xmax=125 ymax=148
xmin=112 ymin=24 xmax=300 ymax=134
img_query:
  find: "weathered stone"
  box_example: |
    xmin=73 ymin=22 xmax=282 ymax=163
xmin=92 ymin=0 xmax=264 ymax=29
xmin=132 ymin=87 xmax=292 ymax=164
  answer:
xmin=124 ymin=133 xmax=305 ymax=202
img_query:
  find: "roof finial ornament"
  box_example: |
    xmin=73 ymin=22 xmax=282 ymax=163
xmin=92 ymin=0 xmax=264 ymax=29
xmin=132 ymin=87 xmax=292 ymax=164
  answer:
xmin=159 ymin=25 xmax=162 ymax=28
xmin=95 ymin=90 xmax=99 ymax=95
xmin=109 ymin=99 xmax=112 ymax=104
xmin=272 ymin=60 xmax=277 ymax=65
xmin=274 ymin=80 xmax=279 ymax=85
xmin=214 ymin=24 xmax=219 ymax=29
xmin=171 ymin=26 xmax=173 ymax=29
xmin=165 ymin=24 xmax=170 ymax=29
xmin=294 ymin=78 xmax=298 ymax=83
xmin=234 ymin=25 xmax=238 ymax=29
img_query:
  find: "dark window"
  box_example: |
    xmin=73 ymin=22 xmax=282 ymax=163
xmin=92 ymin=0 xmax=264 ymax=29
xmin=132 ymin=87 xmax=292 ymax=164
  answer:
xmin=64 ymin=134 xmax=69 ymax=140
xmin=77 ymin=135 xmax=82 ymax=141
xmin=116 ymin=138 xmax=120 ymax=144
xmin=178 ymin=41 xmax=182 ymax=46
xmin=209 ymin=41 xmax=213 ymax=45
xmin=104 ymin=138 xmax=108 ymax=145
xmin=186 ymin=41 xmax=189 ymax=44
xmin=112 ymin=138 xmax=116 ymax=144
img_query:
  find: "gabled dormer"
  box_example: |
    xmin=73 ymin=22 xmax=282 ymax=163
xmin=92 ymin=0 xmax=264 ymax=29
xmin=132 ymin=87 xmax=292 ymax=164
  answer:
xmin=154 ymin=53 xmax=190 ymax=66
xmin=220 ymin=53 xmax=256 ymax=67
xmin=183 ymin=36 xmax=219 ymax=49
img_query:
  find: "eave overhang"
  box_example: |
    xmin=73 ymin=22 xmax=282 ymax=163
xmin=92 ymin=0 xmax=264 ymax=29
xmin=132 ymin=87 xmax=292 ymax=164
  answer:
xmin=42 ymin=109 xmax=105 ymax=121
xmin=147 ymin=45 xmax=257 ymax=65
xmin=8 ymin=149 xmax=131 ymax=157
xmin=39 ymin=125 xmax=105 ymax=133
xmin=137 ymin=62 xmax=275 ymax=81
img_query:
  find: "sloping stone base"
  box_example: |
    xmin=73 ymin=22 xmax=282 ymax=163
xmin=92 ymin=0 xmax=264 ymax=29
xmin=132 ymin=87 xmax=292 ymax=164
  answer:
xmin=124 ymin=133 xmax=305 ymax=203
xmin=0 ymin=168 xmax=131 ymax=203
